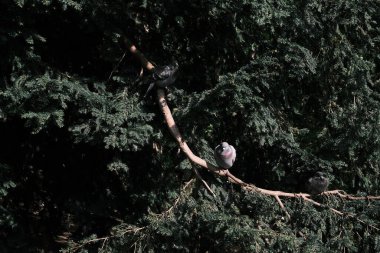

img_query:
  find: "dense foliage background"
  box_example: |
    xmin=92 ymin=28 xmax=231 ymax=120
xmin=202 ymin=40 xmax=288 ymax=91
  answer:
xmin=1 ymin=0 xmax=380 ymax=252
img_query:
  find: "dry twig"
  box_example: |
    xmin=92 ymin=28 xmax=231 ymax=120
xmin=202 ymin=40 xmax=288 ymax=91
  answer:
xmin=154 ymin=178 xmax=195 ymax=217
xmin=107 ymin=50 xmax=127 ymax=83
xmin=70 ymin=226 xmax=145 ymax=252
xmin=193 ymin=167 xmax=216 ymax=198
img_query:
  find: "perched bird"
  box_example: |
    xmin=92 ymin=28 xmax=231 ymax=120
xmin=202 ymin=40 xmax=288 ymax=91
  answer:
xmin=306 ymin=172 xmax=329 ymax=195
xmin=214 ymin=142 xmax=236 ymax=169
xmin=144 ymin=61 xmax=179 ymax=98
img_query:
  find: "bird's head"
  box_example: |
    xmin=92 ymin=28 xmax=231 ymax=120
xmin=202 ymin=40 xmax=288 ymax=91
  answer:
xmin=221 ymin=142 xmax=230 ymax=150
xmin=315 ymin=171 xmax=326 ymax=179
xmin=171 ymin=60 xmax=179 ymax=69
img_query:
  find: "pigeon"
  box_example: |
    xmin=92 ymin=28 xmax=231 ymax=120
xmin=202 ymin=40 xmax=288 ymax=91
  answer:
xmin=306 ymin=171 xmax=329 ymax=195
xmin=144 ymin=61 xmax=179 ymax=98
xmin=214 ymin=142 xmax=236 ymax=169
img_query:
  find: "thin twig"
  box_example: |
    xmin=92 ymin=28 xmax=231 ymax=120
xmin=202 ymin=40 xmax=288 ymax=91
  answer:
xmin=274 ymin=195 xmax=290 ymax=219
xmin=193 ymin=167 xmax=216 ymax=198
xmin=70 ymin=227 xmax=145 ymax=252
xmin=154 ymin=178 xmax=195 ymax=217
xmin=100 ymin=238 xmax=108 ymax=250
xmin=107 ymin=50 xmax=127 ymax=83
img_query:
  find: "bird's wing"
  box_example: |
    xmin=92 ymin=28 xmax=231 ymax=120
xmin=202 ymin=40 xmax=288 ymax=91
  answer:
xmin=153 ymin=65 xmax=174 ymax=80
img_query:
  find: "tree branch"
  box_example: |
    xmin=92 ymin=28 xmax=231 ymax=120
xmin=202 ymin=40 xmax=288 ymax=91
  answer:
xmin=324 ymin=190 xmax=380 ymax=200
xmin=124 ymin=37 xmax=380 ymax=224
xmin=124 ymin=38 xmax=155 ymax=71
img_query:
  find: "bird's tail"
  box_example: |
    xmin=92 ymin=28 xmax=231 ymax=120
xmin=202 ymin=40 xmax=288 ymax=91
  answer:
xmin=143 ymin=83 xmax=155 ymax=98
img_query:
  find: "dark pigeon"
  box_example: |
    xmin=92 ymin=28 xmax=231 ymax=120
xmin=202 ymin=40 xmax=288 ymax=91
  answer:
xmin=144 ymin=61 xmax=179 ymax=98
xmin=306 ymin=172 xmax=329 ymax=195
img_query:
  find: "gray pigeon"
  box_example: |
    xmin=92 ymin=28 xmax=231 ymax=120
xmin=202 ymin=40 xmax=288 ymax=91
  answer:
xmin=144 ymin=61 xmax=179 ymax=98
xmin=214 ymin=142 xmax=236 ymax=169
xmin=306 ymin=172 xmax=329 ymax=195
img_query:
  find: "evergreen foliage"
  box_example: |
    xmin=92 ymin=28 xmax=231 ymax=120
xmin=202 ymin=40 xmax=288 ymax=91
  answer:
xmin=1 ymin=0 xmax=380 ymax=252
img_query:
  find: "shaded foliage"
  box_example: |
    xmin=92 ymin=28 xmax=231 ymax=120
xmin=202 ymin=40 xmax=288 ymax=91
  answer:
xmin=1 ymin=0 xmax=380 ymax=252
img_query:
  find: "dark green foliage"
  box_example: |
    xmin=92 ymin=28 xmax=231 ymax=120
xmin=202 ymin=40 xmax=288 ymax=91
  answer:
xmin=1 ymin=0 xmax=380 ymax=252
